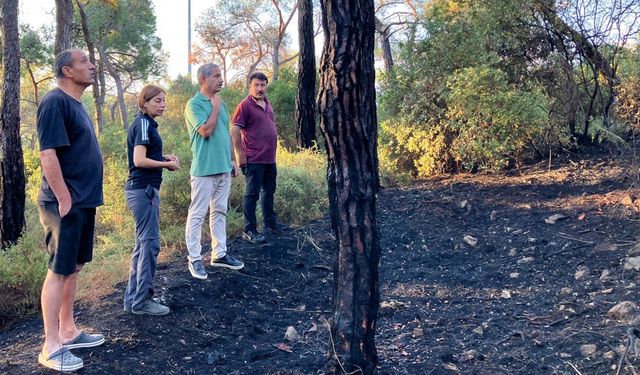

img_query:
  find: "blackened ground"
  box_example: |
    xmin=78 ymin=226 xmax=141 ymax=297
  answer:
xmin=2 ymin=152 xmax=640 ymax=374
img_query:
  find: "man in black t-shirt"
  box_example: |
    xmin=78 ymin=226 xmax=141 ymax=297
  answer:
xmin=36 ymin=49 xmax=105 ymax=372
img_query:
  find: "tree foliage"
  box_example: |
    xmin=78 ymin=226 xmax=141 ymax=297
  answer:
xmin=195 ymin=0 xmax=297 ymax=85
xmin=378 ymin=0 xmax=640 ymax=178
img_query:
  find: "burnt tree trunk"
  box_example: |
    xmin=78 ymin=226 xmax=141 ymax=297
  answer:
xmin=295 ymin=0 xmax=317 ymax=149
xmin=0 ymin=0 xmax=26 ymax=248
xmin=318 ymin=0 xmax=381 ymax=373
xmin=54 ymin=0 xmax=73 ymax=55
xmin=76 ymin=0 xmax=105 ymax=133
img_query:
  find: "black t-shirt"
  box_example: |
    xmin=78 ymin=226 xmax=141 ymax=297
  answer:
xmin=125 ymin=112 xmax=164 ymax=190
xmin=37 ymin=88 xmax=104 ymax=208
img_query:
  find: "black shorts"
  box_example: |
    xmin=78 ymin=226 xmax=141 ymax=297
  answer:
xmin=38 ymin=203 xmax=96 ymax=276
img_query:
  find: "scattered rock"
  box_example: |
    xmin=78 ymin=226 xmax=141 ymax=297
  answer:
xmin=574 ymin=265 xmax=589 ymax=280
xmin=508 ymin=248 xmax=518 ymax=256
xmin=500 ymin=290 xmax=512 ymax=299
xmin=460 ymin=200 xmax=468 ymax=209
xmin=580 ymin=344 xmax=597 ymax=357
xmin=472 ymin=326 xmax=484 ymax=335
xmin=603 ymin=351 xmax=616 ymax=359
xmin=560 ymin=287 xmax=573 ymax=295
xmin=412 ymin=328 xmax=424 ymax=338
xmin=463 ymin=235 xmax=478 ymax=247
xmin=509 ymin=272 xmax=520 ymax=278
xmin=284 ymin=326 xmax=301 ymax=342
xmin=600 ymin=269 xmax=611 ymax=281
xmin=490 ymin=210 xmax=497 ymax=220
xmin=624 ymin=256 xmax=640 ymax=270
xmin=517 ymin=256 xmax=534 ymax=264
xmin=608 ymin=301 xmax=639 ymax=322
xmin=545 ymin=214 xmax=568 ymax=224
xmin=560 ymin=352 xmax=572 ymax=358
xmin=461 ymin=350 xmax=477 ymax=362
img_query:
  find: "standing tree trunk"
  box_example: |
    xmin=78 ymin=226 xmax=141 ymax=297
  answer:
xmin=0 ymin=0 xmax=26 ymax=248
xmin=54 ymin=0 xmax=73 ymax=55
xmin=375 ymin=17 xmax=394 ymax=73
xmin=295 ymin=0 xmax=317 ymax=149
xmin=75 ymin=0 xmax=105 ymax=132
xmin=98 ymin=43 xmax=128 ymax=129
xmin=318 ymin=0 xmax=380 ymax=373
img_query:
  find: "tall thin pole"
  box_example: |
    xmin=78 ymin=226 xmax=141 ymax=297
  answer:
xmin=188 ymin=0 xmax=192 ymax=77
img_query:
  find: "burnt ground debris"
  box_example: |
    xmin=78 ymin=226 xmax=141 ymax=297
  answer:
xmin=2 ymin=153 xmax=640 ymax=374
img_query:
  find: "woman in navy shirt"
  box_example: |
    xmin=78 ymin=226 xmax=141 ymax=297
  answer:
xmin=123 ymin=85 xmax=180 ymax=316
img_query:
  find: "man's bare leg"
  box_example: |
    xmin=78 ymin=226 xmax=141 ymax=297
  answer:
xmin=58 ymin=264 xmax=83 ymax=343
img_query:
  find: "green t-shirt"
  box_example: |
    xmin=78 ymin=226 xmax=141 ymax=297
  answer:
xmin=184 ymin=92 xmax=232 ymax=177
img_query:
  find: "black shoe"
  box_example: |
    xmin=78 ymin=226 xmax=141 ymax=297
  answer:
xmin=265 ymin=222 xmax=290 ymax=232
xmin=242 ymin=230 xmax=266 ymax=244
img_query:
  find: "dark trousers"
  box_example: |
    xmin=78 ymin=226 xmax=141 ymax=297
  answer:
xmin=242 ymin=163 xmax=277 ymax=232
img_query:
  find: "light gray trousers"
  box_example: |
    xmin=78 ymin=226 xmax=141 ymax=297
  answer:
xmin=124 ymin=187 xmax=161 ymax=310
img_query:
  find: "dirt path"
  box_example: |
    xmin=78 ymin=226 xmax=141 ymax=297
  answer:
xmin=2 ymin=153 xmax=640 ymax=374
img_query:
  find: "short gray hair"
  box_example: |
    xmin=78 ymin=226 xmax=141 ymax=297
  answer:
xmin=197 ymin=63 xmax=220 ymax=83
xmin=55 ymin=49 xmax=77 ymax=78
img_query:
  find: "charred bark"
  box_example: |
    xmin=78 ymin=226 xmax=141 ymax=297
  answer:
xmin=318 ymin=0 xmax=381 ymax=373
xmin=295 ymin=0 xmax=317 ymax=149
xmin=0 ymin=0 xmax=26 ymax=247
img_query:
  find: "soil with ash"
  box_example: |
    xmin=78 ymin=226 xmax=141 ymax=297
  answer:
xmin=2 ymin=152 xmax=640 ymax=375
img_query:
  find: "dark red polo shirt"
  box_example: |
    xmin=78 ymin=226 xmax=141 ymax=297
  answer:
xmin=232 ymin=95 xmax=278 ymax=164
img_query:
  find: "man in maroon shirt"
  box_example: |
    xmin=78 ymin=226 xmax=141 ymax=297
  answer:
xmin=231 ymin=72 xmax=288 ymax=243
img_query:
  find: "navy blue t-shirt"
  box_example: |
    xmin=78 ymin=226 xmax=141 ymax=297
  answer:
xmin=125 ymin=112 xmax=164 ymax=190
xmin=37 ymin=88 xmax=104 ymax=208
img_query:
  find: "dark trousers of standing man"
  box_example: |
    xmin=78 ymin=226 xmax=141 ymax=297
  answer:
xmin=242 ymin=163 xmax=277 ymax=232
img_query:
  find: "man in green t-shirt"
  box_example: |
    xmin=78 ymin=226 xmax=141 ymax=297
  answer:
xmin=184 ymin=63 xmax=243 ymax=280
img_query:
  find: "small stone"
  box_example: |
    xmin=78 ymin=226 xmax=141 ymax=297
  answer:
xmin=600 ymin=269 xmax=611 ymax=281
xmin=490 ymin=210 xmax=497 ymax=220
xmin=460 ymin=200 xmax=468 ymax=208
xmin=603 ymin=351 xmax=615 ymax=359
xmin=463 ymin=235 xmax=478 ymax=247
xmin=580 ymin=344 xmax=597 ymax=357
xmin=508 ymin=248 xmax=517 ymax=256
xmin=512 ymin=229 xmax=523 ymax=235
xmin=608 ymin=301 xmax=639 ymax=322
xmin=284 ymin=326 xmax=301 ymax=342
xmin=461 ymin=350 xmax=477 ymax=362
xmin=412 ymin=328 xmax=424 ymax=338
xmin=574 ymin=265 xmax=589 ymax=280
xmin=509 ymin=272 xmax=520 ymax=278
xmin=624 ymin=256 xmax=640 ymax=270
xmin=560 ymin=287 xmax=573 ymax=295
xmin=560 ymin=352 xmax=572 ymax=358
xmin=517 ymin=256 xmax=534 ymax=264
xmin=183 ymin=356 xmax=192 ymax=360
xmin=472 ymin=326 xmax=484 ymax=335
xmin=545 ymin=214 xmax=567 ymax=224
xmin=500 ymin=290 xmax=512 ymax=299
